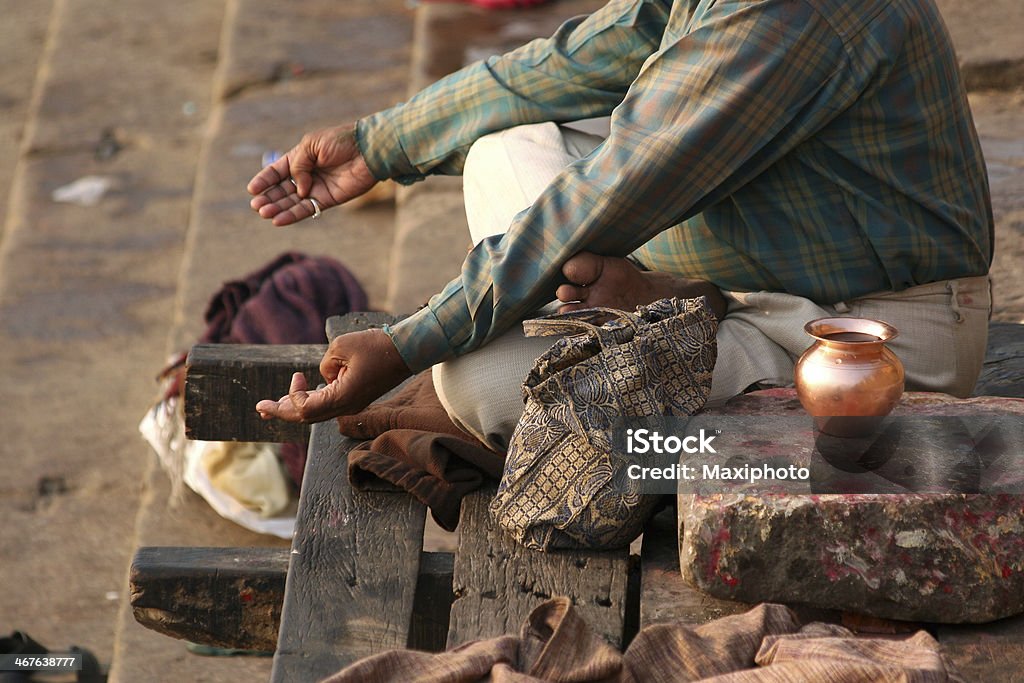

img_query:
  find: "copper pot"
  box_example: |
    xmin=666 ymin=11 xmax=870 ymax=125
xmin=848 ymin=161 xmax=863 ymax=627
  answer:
xmin=794 ymin=317 xmax=904 ymax=437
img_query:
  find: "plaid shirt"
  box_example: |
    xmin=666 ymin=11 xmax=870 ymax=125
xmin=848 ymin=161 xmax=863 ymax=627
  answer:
xmin=357 ymin=0 xmax=993 ymax=373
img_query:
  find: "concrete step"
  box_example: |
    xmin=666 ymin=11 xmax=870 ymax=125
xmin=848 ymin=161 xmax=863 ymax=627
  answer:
xmin=0 ymin=0 xmax=55 ymax=241
xmin=0 ymin=0 xmax=227 ymax=677
xmin=385 ymin=0 xmax=605 ymax=315
xmin=108 ymin=1 xmax=415 ymax=681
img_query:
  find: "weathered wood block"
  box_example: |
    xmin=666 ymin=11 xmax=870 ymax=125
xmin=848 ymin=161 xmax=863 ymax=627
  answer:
xmin=271 ymin=418 xmax=427 ymax=682
xmin=679 ymin=390 xmax=1024 ymax=623
xmin=184 ymin=343 xmax=325 ymax=442
xmin=129 ymin=546 xmax=288 ymax=652
xmin=448 ymin=488 xmax=631 ymax=649
xmin=129 ymin=546 xmax=454 ymax=652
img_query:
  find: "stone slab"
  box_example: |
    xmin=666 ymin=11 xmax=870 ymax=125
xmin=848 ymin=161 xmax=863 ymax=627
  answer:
xmin=679 ymin=390 xmax=1024 ymax=623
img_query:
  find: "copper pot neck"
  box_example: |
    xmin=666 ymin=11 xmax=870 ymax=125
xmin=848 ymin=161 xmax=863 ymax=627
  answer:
xmin=804 ymin=317 xmax=899 ymax=347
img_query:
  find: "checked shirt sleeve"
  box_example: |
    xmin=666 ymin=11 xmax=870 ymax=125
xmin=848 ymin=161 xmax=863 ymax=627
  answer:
xmin=388 ymin=0 xmax=861 ymax=372
xmin=356 ymin=0 xmax=672 ymax=182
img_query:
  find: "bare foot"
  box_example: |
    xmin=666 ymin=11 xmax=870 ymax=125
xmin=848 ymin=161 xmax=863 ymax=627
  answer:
xmin=556 ymin=252 xmax=728 ymax=320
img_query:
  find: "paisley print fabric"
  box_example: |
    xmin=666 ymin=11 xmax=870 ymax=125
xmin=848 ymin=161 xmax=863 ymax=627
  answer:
xmin=490 ymin=297 xmax=718 ymax=551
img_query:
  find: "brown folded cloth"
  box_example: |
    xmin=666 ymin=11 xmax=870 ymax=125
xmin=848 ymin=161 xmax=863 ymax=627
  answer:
xmin=322 ymin=598 xmax=964 ymax=683
xmin=337 ymin=371 xmax=505 ymax=531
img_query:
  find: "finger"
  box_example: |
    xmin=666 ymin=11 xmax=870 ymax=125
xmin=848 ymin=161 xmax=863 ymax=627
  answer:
xmin=257 ymin=192 xmax=303 ymax=220
xmin=255 ymin=372 xmax=309 ymax=422
xmin=286 ymin=376 xmax=349 ymax=423
xmin=287 ymin=148 xmax=316 ymax=198
xmin=250 ymin=182 xmax=293 ymax=211
xmin=271 ymin=196 xmax=322 ymax=227
xmin=257 ymin=191 xmax=327 ymax=226
xmin=288 ymin=371 xmax=310 ymax=399
xmin=555 ymin=283 xmax=588 ymax=304
xmin=320 ymin=354 xmax=343 ymax=383
xmin=256 ymin=396 xmax=295 ymax=421
xmin=247 ymin=155 xmax=291 ymax=196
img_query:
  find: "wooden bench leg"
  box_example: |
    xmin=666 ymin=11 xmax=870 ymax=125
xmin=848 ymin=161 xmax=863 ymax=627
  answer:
xmin=447 ymin=488 xmax=632 ymax=649
xmin=271 ymin=419 xmax=428 ymax=681
xmin=130 ymin=546 xmax=454 ymax=653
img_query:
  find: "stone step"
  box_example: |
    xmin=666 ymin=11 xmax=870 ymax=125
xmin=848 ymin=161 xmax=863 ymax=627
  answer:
xmin=106 ymin=1 xmax=414 ymax=681
xmin=0 ymin=0 xmax=54 ymax=240
xmin=0 ymin=0 xmax=227 ymax=679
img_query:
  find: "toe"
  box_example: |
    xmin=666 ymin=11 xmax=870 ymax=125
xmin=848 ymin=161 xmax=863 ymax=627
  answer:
xmin=556 ymin=283 xmax=589 ymax=303
xmin=562 ymin=251 xmax=605 ymax=286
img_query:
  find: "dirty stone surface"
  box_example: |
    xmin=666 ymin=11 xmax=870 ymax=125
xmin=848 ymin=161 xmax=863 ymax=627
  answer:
xmin=679 ymin=390 xmax=1024 ymax=623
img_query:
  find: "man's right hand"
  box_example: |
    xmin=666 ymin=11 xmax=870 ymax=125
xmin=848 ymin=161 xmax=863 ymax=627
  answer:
xmin=247 ymin=123 xmax=378 ymax=226
xmin=255 ymin=328 xmax=412 ymax=423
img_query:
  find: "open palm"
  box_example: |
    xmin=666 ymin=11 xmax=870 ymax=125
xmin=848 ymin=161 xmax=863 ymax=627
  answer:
xmin=247 ymin=123 xmax=378 ymax=226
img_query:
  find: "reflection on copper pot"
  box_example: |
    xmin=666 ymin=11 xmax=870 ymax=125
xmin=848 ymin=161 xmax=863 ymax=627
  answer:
xmin=794 ymin=317 xmax=905 ymax=437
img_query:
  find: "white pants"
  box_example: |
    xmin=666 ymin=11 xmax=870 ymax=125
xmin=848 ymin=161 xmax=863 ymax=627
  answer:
xmin=434 ymin=123 xmax=992 ymax=452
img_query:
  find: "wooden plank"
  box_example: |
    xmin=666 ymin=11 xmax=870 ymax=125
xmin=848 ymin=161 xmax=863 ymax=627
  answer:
xmin=129 ymin=547 xmax=454 ymax=652
xmin=129 ymin=546 xmax=288 ymax=652
xmin=447 ymin=488 xmax=630 ymax=649
xmin=937 ymin=616 xmax=1024 ymax=681
xmin=271 ymin=419 xmax=427 ymax=681
xmin=975 ymin=321 xmax=1024 ymax=398
xmin=184 ymin=343 xmax=325 ymax=442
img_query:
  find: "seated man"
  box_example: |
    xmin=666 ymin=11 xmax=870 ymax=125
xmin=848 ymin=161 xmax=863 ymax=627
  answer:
xmin=249 ymin=0 xmax=993 ymax=448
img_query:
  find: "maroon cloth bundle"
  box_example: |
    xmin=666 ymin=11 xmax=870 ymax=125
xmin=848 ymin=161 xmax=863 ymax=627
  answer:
xmin=197 ymin=251 xmax=368 ymax=345
xmin=165 ymin=251 xmax=368 ymax=487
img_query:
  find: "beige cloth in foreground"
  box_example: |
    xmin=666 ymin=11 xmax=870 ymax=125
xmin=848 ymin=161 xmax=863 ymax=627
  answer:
xmin=435 ymin=123 xmax=992 ymax=452
xmin=322 ymin=598 xmax=964 ymax=683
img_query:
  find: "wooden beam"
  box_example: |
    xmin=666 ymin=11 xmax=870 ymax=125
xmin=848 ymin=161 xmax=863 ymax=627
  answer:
xmin=184 ymin=344 xmax=325 ymax=442
xmin=130 ymin=547 xmax=454 ymax=652
xmin=271 ymin=417 xmax=427 ymax=681
xmin=447 ymin=488 xmax=630 ymax=649
xmin=129 ymin=546 xmax=288 ymax=652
